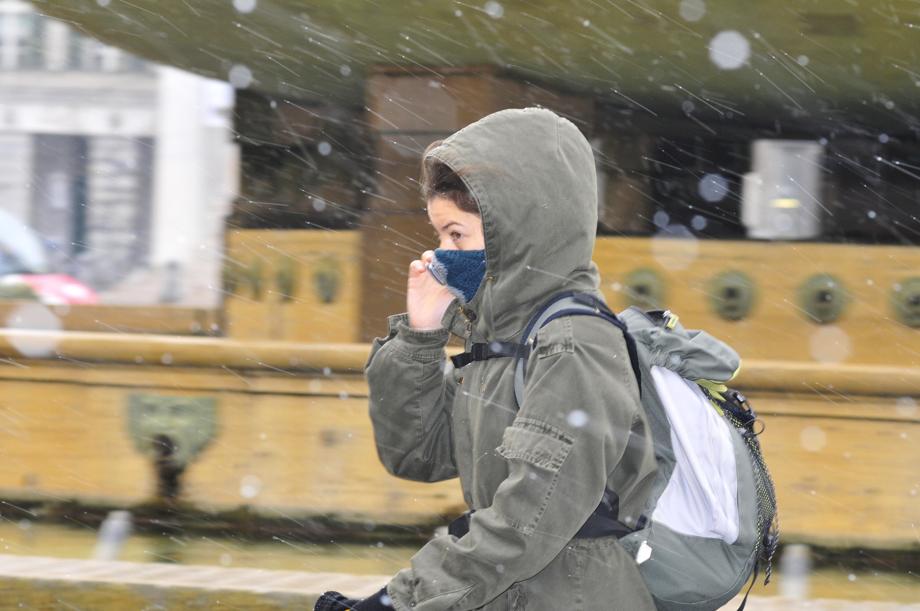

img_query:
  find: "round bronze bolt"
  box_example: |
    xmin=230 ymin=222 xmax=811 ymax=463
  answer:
xmin=797 ymin=273 xmax=848 ymax=324
xmin=622 ymin=268 xmax=665 ymax=310
xmin=708 ymin=270 xmax=756 ymax=321
xmin=891 ymin=277 xmax=920 ymax=328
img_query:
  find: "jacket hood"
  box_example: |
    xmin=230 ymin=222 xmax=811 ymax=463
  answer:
xmin=426 ymin=107 xmax=601 ymax=341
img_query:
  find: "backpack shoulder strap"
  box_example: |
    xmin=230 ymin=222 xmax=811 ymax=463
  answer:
xmin=513 ymin=292 xmax=641 ymax=407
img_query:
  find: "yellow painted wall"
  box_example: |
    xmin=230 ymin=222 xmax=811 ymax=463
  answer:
xmin=0 ymin=349 xmax=916 ymax=549
xmin=595 ymin=238 xmax=920 ymax=366
xmin=0 ymin=362 xmax=462 ymax=526
xmin=221 ymin=231 xmax=920 ymax=368
xmin=753 ymin=394 xmax=917 ymax=549
xmin=223 ymin=230 xmax=363 ymax=343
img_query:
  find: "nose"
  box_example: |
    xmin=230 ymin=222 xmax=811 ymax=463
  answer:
xmin=439 ymin=237 xmax=458 ymax=251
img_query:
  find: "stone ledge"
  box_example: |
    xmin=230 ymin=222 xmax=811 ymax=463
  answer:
xmin=0 ymin=555 xmax=916 ymax=610
xmin=725 ymin=595 xmax=920 ymax=610
xmin=0 ymin=554 xmax=387 ymax=598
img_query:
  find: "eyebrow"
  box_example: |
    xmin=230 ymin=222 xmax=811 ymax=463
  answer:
xmin=439 ymin=221 xmax=463 ymax=232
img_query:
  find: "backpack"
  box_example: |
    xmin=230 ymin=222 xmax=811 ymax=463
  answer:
xmin=450 ymin=291 xmax=779 ymax=611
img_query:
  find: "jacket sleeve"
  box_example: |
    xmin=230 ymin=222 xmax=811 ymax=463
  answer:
xmin=385 ymin=316 xmax=647 ymax=611
xmin=365 ymin=313 xmax=459 ymax=483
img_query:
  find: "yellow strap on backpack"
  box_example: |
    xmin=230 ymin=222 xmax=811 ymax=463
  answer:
xmin=662 ymin=310 xmax=679 ymax=330
xmin=696 ymin=378 xmax=727 ymax=415
xmin=730 ymin=361 xmax=742 ymax=381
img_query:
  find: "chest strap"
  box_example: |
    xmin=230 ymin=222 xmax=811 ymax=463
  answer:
xmin=449 ymin=292 xmax=641 ymax=407
xmin=451 ymin=341 xmax=531 ymax=369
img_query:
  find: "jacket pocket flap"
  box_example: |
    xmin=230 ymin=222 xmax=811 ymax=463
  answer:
xmin=497 ymin=425 xmax=572 ymax=472
xmin=534 ymin=317 xmax=574 ymax=359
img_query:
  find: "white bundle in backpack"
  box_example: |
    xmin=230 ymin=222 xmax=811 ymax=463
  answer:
xmin=650 ymin=366 xmax=739 ymax=544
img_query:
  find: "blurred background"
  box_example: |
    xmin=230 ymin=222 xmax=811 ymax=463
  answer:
xmin=0 ymin=0 xmax=917 ymax=608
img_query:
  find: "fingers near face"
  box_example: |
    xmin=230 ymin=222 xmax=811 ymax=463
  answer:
xmin=409 ymin=260 xmax=426 ymax=275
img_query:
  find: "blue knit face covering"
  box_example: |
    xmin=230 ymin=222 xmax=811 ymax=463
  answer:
xmin=428 ymin=249 xmax=487 ymax=304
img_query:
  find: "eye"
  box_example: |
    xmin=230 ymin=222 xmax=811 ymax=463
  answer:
xmin=450 ymin=231 xmax=462 ymax=241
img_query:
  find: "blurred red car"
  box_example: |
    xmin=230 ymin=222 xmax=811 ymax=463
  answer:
xmin=0 ymin=273 xmax=98 ymax=305
xmin=0 ymin=211 xmax=99 ymax=305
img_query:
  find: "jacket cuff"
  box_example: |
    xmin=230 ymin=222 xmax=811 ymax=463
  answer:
xmin=381 ymin=314 xmax=449 ymax=363
xmin=386 ymin=571 xmax=474 ymax=611
xmin=385 ymin=581 xmax=410 ymax=611
xmin=390 ymin=314 xmax=449 ymax=344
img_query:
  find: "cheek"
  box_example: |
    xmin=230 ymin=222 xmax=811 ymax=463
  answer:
xmin=473 ymin=228 xmax=486 ymax=249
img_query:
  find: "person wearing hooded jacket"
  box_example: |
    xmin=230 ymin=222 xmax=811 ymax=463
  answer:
xmin=315 ymin=108 xmax=658 ymax=611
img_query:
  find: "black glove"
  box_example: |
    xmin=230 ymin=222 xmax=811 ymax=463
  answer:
xmin=314 ymin=590 xmax=357 ymax=611
xmin=314 ymin=587 xmax=392 ymax=611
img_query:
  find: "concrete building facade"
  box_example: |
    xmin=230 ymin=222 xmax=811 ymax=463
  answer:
xmin=0 ymin=0 xmax=237 ymax=305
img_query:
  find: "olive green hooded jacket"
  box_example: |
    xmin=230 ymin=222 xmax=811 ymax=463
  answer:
xmin=366 ymin=108 xmax=658 ymax=611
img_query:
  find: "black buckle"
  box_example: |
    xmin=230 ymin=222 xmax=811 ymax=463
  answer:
xmin=451 ymin=342 xmax=530 ymax=369
xmin=448 ymin=511 xmax=473 ymax=539
xmin=450 ymin=352 xmax=472 ymax=369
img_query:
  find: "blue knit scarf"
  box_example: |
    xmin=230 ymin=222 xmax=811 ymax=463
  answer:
xmin=428 ymin=249 xmax=487 ymax=304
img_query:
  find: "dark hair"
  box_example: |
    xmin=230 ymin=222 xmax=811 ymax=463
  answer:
xmin=420 ymin=140 xmax=480 ymax=215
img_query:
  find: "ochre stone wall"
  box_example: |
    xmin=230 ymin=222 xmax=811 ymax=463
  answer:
xmin=0 ymin=354 xmax=464 ymax=526
xmin=222 ymin=230 xmax=363 ymax=343
xmin=595 ymin=237 xmax=920 ymax=366
xmin=219 ymin=230 xmax=920 ymax=365
xmin=0 ymin=336 xmax=916 ymax=548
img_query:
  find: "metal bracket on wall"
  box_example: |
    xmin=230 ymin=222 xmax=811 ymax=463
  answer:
xmin=622 ymin=268 xmax=665 ymax=310
xmin=245 ymin=259 xmax=265 ymax=300
xmin=708 ymin=270 xmax=756 ymax=321
xmin=891 ymin=277 xmax=920 ymax=328
xmin=797 ymin=273 xmax=848 ymax=324
xmin=314 ymin=256 xmax=341 ymax=304
xmin=276 ymin=256 xmax=299 ymax=302
xmin=126 ymin=394 xmax=218 ymax=469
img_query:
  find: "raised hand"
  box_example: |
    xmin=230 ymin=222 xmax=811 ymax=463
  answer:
xmin=407 ymin=250 xmax=455 ymax=330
